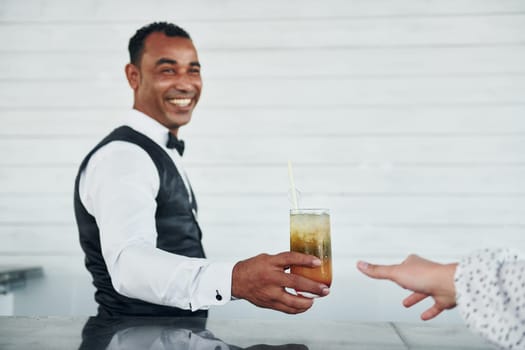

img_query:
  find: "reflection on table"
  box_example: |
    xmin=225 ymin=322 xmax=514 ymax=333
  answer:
xmin=80 ymin=316 xmax=306 ymax=350
xmin=0 ymin=316 xmax=494 ymax=349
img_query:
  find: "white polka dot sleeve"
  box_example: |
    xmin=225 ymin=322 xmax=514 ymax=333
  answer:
xmin=455 ymin=248 xmax=525 ymax=349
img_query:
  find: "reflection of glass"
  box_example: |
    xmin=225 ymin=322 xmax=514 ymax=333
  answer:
xmin=290 ymin=209 xmax=332 ymax=287
xmin=79 ymin=317 xmax=308 ymax=350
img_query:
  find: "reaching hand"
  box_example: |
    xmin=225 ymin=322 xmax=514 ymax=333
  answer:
xmin=232 ymin=252 xmax=330 ymax=314
xmin=357 ymin=254 xmax=458 ymax=320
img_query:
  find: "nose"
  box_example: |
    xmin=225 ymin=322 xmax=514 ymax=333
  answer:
xmin=173 ymin=74 xmax=196 ymax=92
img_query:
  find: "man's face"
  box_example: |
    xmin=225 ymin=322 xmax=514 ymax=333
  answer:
xmin=126 ymin=32 xmax=202 ymax=132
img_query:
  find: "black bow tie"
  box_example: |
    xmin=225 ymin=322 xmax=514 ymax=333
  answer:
xmin=166 ymin=133 xmax=185 ymax=156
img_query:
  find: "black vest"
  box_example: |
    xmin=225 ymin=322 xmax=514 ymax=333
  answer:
xmin=74 ymin=126 xmax=207 ymax=317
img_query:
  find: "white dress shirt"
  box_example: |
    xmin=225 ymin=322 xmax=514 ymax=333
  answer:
xmin=79 ymin=109 xmax=235 ymax=311
xmin=455 ymin=248 xmax=525 ymax=349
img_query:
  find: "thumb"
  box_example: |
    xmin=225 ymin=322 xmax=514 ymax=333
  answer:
xmin=357 ymin=260 xmax=395 ymax=280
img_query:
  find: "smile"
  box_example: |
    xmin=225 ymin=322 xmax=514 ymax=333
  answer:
xmin=167 ymin=98 xmax=192 ymax=107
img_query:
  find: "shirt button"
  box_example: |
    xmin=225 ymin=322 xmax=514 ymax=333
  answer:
xmin=215 ymin=290 xmax=223 ymax=301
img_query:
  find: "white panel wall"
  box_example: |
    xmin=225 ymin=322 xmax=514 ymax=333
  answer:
xmin=1 ymin=0 xmax=525 ymax=322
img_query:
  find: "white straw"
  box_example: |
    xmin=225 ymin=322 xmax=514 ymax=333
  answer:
xmin=287 ymin=160 xmax=299 ymax=209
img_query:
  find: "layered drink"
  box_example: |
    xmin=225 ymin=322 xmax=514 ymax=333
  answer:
xmin=290 ymin=208 xmax=332 ymax=287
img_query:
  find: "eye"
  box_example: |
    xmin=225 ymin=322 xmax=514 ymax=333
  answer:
xmin=162 ymin=68 xmax=175 ymax=74
xmin=189 ymin=68 xmax=201 ymax=74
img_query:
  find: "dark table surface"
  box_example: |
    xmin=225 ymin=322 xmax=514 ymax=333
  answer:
xmin=0 ymin=316 xmax=495 ymax=350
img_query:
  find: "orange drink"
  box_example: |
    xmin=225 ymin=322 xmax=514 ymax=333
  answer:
xmin=290 ymin=208 xmax=332 ymax=287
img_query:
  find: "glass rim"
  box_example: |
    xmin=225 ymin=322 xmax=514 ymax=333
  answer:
xmin=290 ymin=208 xmax=329 ymax=215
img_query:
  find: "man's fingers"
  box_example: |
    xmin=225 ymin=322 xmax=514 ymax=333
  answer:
xmin=274 ymin=251 xmax=322 ymax=268
xmin=276 ymin=252 xmax=330 ymax=296
xmin=279 ymin=292 xmax=315 ymax=312
xmin=273 ymin=303 xmax=311 ymax=315
xmin=262 ymin=292 xmax=314 ymax=314
xmin=356 ymin=260 xmax=396 ymax=280
xmin=282 ymin=272 xmax=330 ymax=297
xmin=421 ymin=304 xmax=444 ymax=321
xmin=403 ymin=292 xmax=428 ymax=308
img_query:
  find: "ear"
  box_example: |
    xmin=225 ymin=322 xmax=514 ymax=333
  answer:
xmin=125 ymin=63 xmax=140 ymax=90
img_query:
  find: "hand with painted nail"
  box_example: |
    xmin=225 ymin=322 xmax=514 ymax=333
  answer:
xmin=357 ymin=255 xmax=458 ymax=320
xmin=232 ymin=252 xmax=330 ymax=314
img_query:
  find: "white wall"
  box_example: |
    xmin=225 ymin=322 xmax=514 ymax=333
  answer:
xmin=1 ymin=0 xmax=525 ymax=322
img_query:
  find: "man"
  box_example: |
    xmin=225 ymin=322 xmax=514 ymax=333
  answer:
xmin=74 ymin=22 xmax=329 ymax=317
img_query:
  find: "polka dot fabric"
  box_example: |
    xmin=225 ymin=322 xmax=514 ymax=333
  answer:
xmin=455 ymin=248 xmax=525 ymax=349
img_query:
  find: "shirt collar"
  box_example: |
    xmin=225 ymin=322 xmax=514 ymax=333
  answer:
xmin=123 ymin=109 xmax=171 ymax=148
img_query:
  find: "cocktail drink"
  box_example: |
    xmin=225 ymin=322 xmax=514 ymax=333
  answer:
xmin=290 ymin=208 xmax=332 ymax=287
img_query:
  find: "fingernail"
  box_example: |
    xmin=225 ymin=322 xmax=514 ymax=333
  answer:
xmin=357 ymin=261 xmax=369 ymax=270
xmin=321 ymin=286 xmax=330 ymax=295
xmin=312 ymin=258 xmax=322 ymax=267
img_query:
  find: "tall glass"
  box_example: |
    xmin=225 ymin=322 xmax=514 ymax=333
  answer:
xmin=290 ymin=208 xmax=332 ymax=287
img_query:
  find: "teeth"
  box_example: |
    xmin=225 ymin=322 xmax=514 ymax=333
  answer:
xmin=168 ymin=98 xmax=191 ymax=107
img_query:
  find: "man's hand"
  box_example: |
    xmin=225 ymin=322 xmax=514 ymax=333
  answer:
xmin=357 ymin=254 xmax=458 ymax=320
xmin=232 ymin=252 xmax=330 ymax=314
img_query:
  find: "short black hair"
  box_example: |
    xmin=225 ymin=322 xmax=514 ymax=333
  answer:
xmin=128 ymin=22 xmax=192 ymax=66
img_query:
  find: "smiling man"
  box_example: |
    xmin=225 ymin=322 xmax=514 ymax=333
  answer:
xmin=126 ymin=31 xmax=202 ymax=132
xmin=74 ymin=22 xmax=329 ymax=317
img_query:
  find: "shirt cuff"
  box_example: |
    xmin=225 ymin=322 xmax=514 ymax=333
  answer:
xmin=190 ymin=261 xmax=236 ymax=311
